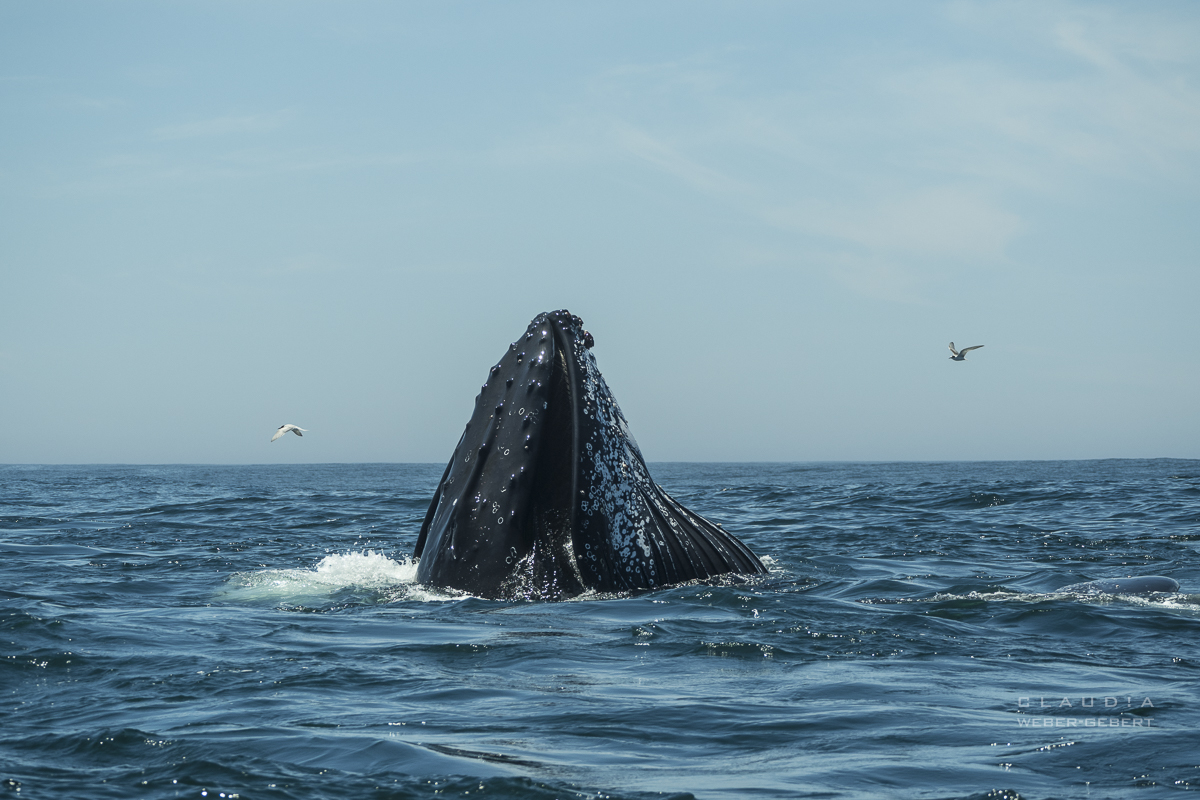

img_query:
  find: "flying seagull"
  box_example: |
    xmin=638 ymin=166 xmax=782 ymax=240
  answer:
xmin=948 ymin=342 xmax=984 ymax=361
xmin=271 ymin=424 xmax=308 ymax=441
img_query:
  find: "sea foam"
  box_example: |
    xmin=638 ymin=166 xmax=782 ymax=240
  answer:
xmin=221 ymin=550 xmax=455 ymax=605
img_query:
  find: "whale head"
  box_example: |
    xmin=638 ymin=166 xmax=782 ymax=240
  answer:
xmin=413 ymin=309 xmax=765 ymax=600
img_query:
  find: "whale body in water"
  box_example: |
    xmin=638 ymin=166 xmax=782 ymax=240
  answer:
xmin=413 ymin=310 xmax=767 ymax=600
xmin=1056 ymin=576 xmax=1179 ymax=595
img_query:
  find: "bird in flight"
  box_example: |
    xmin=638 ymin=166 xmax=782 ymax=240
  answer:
xmin=271 ymin=424 xmax=308 ymax=441
xmin=948 ymin=342 xmax=984 ymax=361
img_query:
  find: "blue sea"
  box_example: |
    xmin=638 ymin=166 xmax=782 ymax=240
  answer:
xmin=2 ymin=460 xmax=1198 ymax=800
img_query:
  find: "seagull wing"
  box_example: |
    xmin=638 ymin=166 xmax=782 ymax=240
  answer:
xmin=948 ymin=342 xmax=959 ymax=356
xmin=272 ymin=424 xmax=306 ymax=441
xmin=960 ymin=345 xmax=984 ymax=353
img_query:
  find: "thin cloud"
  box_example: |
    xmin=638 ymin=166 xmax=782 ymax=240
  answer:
xmin=612 ymin=122 xmax=750 ymax=196
xmin=150 ymin=112 xmax=291 ymax=141
xmin=769 ymin=187 xmax=1024 ymax=261
xmin=934 ymin=2 xmax=1200 ymax=175
xmin=820 ymin=252 xmax=927 ymax=305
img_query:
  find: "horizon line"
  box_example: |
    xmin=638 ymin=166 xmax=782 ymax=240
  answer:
xmin=3 ymin=457 xmax=1197 ymax=468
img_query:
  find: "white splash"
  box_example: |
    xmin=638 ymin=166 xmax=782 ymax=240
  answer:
xmin=221 ymin=550 xmax=457 ymax=604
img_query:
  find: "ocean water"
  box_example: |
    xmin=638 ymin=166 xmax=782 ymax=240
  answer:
xmin=2 ymin=460 xmax=1198 ymax=800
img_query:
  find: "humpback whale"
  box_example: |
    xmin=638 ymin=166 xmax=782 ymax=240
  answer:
xmin=413 ymin=310 xmax=767 ymax=600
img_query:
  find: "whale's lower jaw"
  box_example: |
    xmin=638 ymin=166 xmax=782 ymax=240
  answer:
xmin=413 ymin=310 xmax=767 ymax=601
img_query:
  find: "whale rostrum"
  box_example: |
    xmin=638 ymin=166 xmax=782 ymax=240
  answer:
xmin=413 ymin=310 xmax=767 ymax=600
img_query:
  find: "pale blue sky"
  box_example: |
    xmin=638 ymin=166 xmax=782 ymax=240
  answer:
xmin=3 ymin=1 xmax=1198 ymax=464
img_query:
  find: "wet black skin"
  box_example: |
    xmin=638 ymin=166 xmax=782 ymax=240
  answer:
xmin=413 ymin=309 xmax=766 ymax=600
